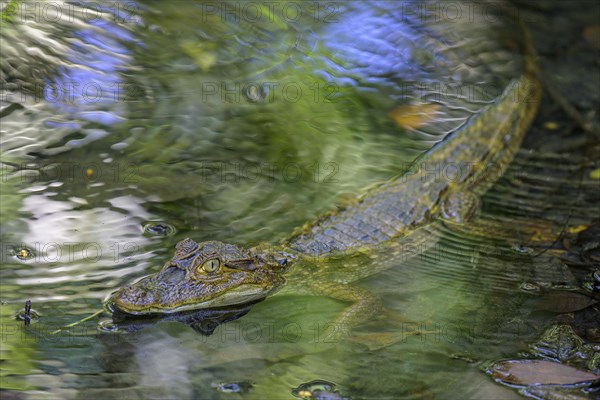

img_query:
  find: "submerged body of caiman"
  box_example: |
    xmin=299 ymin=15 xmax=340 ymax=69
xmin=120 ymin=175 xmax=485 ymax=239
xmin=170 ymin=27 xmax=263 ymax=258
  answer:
xmin=108 ymin=2 xmax=540 ymax=338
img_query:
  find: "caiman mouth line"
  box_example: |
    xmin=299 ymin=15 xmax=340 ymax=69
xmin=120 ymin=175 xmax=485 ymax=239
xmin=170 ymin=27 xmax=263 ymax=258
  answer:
xmin=109 ymin=283 xmax=280 ymax=315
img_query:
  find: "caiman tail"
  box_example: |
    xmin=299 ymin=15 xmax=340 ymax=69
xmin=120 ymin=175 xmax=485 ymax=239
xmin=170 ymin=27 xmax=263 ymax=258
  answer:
xmin=285 ymin=4 xmax=541 ymax=258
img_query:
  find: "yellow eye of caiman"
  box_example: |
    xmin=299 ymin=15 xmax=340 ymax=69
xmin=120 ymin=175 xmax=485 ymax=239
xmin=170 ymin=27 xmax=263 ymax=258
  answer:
xmin=200 ymin=258 xmax=220 ymax=273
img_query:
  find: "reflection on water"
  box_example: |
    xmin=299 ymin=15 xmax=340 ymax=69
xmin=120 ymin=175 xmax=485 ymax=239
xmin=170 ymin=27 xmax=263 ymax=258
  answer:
xmin=1 ymin=1 xmax=599 ymax=399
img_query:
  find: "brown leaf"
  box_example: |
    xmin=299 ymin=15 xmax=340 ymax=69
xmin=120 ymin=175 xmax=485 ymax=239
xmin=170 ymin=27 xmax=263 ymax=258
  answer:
xmin=490 ymin=359 xmax=600 ymax=385
xmin=536 ymin=291 xmax=598 ymax=313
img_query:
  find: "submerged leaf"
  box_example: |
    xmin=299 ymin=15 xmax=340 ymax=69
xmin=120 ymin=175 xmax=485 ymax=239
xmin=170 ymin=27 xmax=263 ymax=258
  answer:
xmin=489 ymin=359 xmax=600 ymax=385
xmin=388 ymin=103 xmax=440 ymax=130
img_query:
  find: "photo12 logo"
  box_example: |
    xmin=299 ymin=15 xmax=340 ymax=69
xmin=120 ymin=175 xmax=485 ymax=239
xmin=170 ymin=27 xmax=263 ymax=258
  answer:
xmin=1 ymin=1 xmax=141 ymax=24
xmin=3 ymin=241 xmax=140 ymax=264
xmin=2 ymin=162 xmax=140 ymax=184
xmin=197 ymin=2 xmax=341 ymax=24
xmin=199 ymin=81 xmax=340 ymax=104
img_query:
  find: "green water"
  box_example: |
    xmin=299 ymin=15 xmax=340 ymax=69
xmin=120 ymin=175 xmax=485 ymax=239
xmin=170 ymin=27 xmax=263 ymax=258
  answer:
xmin=1 ymin=1 xmax=599 ymax=399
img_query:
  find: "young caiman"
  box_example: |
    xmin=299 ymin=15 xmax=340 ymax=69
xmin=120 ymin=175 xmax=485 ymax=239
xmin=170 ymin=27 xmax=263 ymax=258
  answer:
xmin=108 ymin=3 xmax=541 ymax=340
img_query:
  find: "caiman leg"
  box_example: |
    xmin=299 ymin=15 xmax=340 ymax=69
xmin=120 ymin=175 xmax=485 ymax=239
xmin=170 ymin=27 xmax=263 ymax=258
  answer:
xmin=442 ymin=210 xmax=569 ymax=251
xmin=307 ymin=279 xmax=383 ymax=342
xmin=307 ymin=278 xmax=435 ymax=350
xmin=440 ymin=186 xmax=569 ymax=250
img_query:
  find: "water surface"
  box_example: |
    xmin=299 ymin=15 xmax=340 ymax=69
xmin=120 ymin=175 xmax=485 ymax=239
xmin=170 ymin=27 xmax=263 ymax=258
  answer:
xmin=1 ymin=1 xmax=599 ymax=399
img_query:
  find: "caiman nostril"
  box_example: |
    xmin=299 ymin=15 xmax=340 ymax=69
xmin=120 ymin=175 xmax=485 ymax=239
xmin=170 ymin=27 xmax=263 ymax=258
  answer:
xmin=276 ymin=257 xmax=288 ymax=266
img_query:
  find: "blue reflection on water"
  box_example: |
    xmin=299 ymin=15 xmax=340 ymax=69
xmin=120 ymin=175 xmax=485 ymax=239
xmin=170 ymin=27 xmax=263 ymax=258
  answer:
xmin=44 ymin=3 xmax=140 ymax=130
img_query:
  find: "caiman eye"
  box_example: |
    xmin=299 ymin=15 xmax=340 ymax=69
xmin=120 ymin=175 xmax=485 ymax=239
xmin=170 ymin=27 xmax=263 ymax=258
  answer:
xmin=200 ymin=258 xmax=220 ymax=273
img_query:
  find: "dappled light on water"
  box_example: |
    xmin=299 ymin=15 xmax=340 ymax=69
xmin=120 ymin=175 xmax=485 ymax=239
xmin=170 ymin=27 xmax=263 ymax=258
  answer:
xmin=1 ymin=1 xmax=598 ymax=399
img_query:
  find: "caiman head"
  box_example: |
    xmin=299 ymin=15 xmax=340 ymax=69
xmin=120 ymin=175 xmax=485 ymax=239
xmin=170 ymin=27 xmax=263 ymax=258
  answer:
xmin=108 ymin=238 xmax=291 ymax=315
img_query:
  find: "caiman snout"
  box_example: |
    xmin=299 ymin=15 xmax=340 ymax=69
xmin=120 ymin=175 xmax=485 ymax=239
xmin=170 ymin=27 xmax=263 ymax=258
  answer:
xmin=112 ymin=284 xmax=156 ymax=313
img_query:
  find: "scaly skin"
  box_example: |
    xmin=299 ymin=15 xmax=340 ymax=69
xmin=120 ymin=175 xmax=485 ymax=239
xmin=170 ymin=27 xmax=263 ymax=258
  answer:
xmin=110 ymin=240 xmax=288 ymax=314
xmin=109 ymin=3 xmax=541 ymax=340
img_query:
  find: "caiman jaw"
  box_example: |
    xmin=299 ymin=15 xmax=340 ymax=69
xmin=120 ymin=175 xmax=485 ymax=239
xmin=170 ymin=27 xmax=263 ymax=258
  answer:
xmin=108 ymin=239 xmax=289 ymax=315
